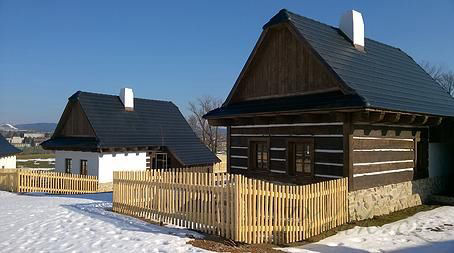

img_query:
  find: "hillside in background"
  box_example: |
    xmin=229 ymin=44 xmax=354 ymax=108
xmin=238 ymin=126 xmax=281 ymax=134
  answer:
xmin=0 ymin=124 xmax=18 ymax=131
xmin=14 ymin=123 xmax=57 ymax=133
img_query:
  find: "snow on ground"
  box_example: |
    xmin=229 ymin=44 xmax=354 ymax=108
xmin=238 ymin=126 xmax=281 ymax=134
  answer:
xmin=282 ymin=206 xmax=454 ymax=253
xmin=0 ymin=191 xmax=210 ymax=253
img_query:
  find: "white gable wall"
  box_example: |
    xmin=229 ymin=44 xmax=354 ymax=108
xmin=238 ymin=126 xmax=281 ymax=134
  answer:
xmin=0 ymin=155 xmax=16 ymax=169
xmin=55 ymin=150 xmax=147 ymax=183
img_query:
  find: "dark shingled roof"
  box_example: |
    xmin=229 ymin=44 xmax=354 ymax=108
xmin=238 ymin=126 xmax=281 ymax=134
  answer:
xmin=206 ymin=9 xmax=454 ymax=119
xmin=205 ymin=91 xmax=363 ymax=118
xmin=0 ymin=134 xmax=21 ymax=158
xmin=42 ymin=91 xmax=219 ymax=166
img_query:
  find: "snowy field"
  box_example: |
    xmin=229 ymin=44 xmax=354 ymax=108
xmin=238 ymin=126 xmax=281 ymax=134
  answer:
xmin=1 ymin=191 xmax=454 ymax=253
xmin=283 ymin=206 xmax=454 ymax=253
xmin=0 ymin=191 xmax=209 ymax=253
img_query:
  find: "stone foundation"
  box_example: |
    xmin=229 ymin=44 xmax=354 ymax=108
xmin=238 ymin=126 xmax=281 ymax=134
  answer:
xmin=349 ymin=177 xmax=448 ymax=221
xmin=98 ymin=182 xmax=113 ymax=192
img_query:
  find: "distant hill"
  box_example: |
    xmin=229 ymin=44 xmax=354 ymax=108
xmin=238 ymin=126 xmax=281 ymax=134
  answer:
xmin=15 ymin=123 xmax=57 ymax=133
xmin=0 ymin=123 xmax=19 ymax=131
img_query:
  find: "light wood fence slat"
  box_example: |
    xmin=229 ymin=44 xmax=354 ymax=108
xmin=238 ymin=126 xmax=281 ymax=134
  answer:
xmin=0 ymin=169 xmax=98 ymax=194
xmin=112 ymin=169 xmax=348 ymax=244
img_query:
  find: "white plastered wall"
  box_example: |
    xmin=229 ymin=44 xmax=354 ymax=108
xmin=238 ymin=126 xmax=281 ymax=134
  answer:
xmin=55 ymin=150 xmax=100 ymax=177
xmin=98 ymin=152 xmax=147 ymax=183
xmin=0 ymin=155 xmax=16 ymax=169
xmin=55 ymin=150 xmax=147 ymax=183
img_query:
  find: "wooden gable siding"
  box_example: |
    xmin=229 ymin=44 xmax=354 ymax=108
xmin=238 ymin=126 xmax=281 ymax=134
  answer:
xmin=350 ymin=125 xmax=428 ymax=190
xmin=57 ymin=101 xmax=96 ymax=137
xmin=229 ymin=25 xmax=341 ymax=104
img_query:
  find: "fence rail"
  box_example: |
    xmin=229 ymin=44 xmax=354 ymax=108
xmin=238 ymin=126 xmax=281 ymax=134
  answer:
xmin=0 ymin=169 xmax=98 ymax=194
xmin=113 ymin=170 xmax=348 ymax=244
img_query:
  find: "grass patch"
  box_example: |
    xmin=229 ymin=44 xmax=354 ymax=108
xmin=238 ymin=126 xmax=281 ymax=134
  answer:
xmin=16 ymin=153 xmax=55 ymax=169
xmin=17 ymin=154 xmax=55 ymax=159
xmin=17 ymin=161 xmax=54 ymax=169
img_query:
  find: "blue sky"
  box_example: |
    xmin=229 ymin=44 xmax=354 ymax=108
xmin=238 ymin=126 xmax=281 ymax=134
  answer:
xmin=1 ymin=0 xmax=453 ymax=124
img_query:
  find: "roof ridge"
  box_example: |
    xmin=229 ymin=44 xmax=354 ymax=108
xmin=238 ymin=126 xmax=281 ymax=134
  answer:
xmin=268 ymin=9 xmax=403 ymax=52
xmin=69 ymin=90 xmax=172 ymax=104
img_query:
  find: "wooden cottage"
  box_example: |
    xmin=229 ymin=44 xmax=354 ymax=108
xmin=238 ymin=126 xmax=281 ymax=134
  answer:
xmin=204 ymin=9 xmax=454 ymax=191
xmin=42 ymin=88 xmax=219 ymax=183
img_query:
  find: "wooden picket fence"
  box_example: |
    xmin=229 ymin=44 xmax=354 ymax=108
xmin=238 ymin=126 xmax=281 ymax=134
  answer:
xmin=0 ymin=169 xmax=98 ymax=194
xmin=113 ymin=170 xmax=348 ymax=244
xmin=0 ymin=169 xmax=19 ymax=192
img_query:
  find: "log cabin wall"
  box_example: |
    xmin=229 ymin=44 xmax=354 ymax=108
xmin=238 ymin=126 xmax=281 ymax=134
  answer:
xmin=351 ymin=125 xmax=428 ymax=190
xmin=228 ymin=122 xmax=345 ymax=184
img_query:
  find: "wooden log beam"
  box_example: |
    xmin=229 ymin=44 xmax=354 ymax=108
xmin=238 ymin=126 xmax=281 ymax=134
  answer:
xmin=329 ymin=112 xmax=346 ymax=122
xmin=413 ymin=115 xmax=429 ymax=125
xmin=398 ymin=114 xmax=417 ymax=124
xmin=254 ymin=116 xmax=274 ymax=125
xmin=352 ymin=111 xmax=369 ymax=123
xmin=426 ymin=116 xmax=443 ymax=126
xmin=382 ymin=113 xmax=401 ymax=123
xmin=369 ymin=111 xmax=386 ymax=123
xmin=207 ymin=118 xmax=234 ymax=126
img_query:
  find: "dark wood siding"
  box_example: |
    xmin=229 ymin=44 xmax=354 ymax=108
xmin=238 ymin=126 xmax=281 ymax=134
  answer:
xmin=228 ymin=123 xmax=344 ymax=182
xmin=351 ymin=125 xmax=426 ymax=190
xmin=230 ymin=25 xmax=341 ymax=104
xmin=58 ymin=102 xmax=96 ymax=137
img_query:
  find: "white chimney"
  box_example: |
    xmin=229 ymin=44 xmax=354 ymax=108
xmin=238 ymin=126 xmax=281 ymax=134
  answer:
xmin=339 ymin=10 xmax=365 ymax=50
xmin=120 ymin=88 xmax=134 ymax=111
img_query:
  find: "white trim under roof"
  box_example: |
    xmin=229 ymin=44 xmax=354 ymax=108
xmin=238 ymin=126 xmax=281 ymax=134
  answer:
xmin=231 ymin=134 xmax=343 ymax=138
xmin=353 ymin=168 xmax=413 ymax=177
xmin=270 ymin=170 xmax=286 ymax=174
xmin=231 ymin=122 xmax=343 ymax=128
xmin=231 ymin=155 xmax=248 ymax=159
xmin=353 ymin=149 xmax=413 ymax=152
xmin=231 ymin=166 xmax=248 ymax=170
xmin=315 ymin=174 xmax=343 ymax=179
xmin=270 ymin=158 xmax=286 ymax=162
xmin=353 ymin=136 xmax=414 ymax=142
xmin=353 ymin=160 xmax=414 ymax=166
xmin=270 ymin=147 xmax=286 ymax=151
xmin=315 ymin=162 xmax=344 ymax=167
xmin=231 ymin=146 xmax=248 ymax=149
xmin=315 ymin=149 xmax=344 ymax=153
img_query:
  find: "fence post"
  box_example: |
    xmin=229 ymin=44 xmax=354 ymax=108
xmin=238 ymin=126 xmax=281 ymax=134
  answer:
xmin=15 ymin=169 xmax=20 ymax=193
xmin=234 ymin=174 xmax=240 ymax=241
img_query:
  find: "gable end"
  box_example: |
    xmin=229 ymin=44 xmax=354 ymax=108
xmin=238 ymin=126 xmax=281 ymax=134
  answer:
xmin=225 ymin=23 xmax=349 ymax=105
xmin=53 ymin=101 xmax=96 ymax=138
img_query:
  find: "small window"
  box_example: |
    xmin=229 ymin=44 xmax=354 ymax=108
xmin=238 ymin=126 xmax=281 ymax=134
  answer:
xmin=290 ymin=140 xmax=313 ymax=176
xmin=80 ymin=160 xmax=88 ymax=175
xmin=251 ymin=141 xmax=268 ymax=170
xmin=295 ymin=144 xmax=304 ymax=173
xmin=152 ymin=153 xmax=168 ymax=169
xmin=65 ymin=159 xmax=72 ymax=174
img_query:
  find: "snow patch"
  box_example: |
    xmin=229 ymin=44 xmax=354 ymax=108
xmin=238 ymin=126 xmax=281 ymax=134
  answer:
xmin=0 ymin=191 xmax=210 ymax=252
xmin=282 ymin=206 xmax=454 ymax=253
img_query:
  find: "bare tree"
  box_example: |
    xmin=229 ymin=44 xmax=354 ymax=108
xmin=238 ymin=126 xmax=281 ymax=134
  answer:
xmin=187 ymin=96 xmax=225 ymax=153
xmin=421 ymin=61 xmax=454 ymax=97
